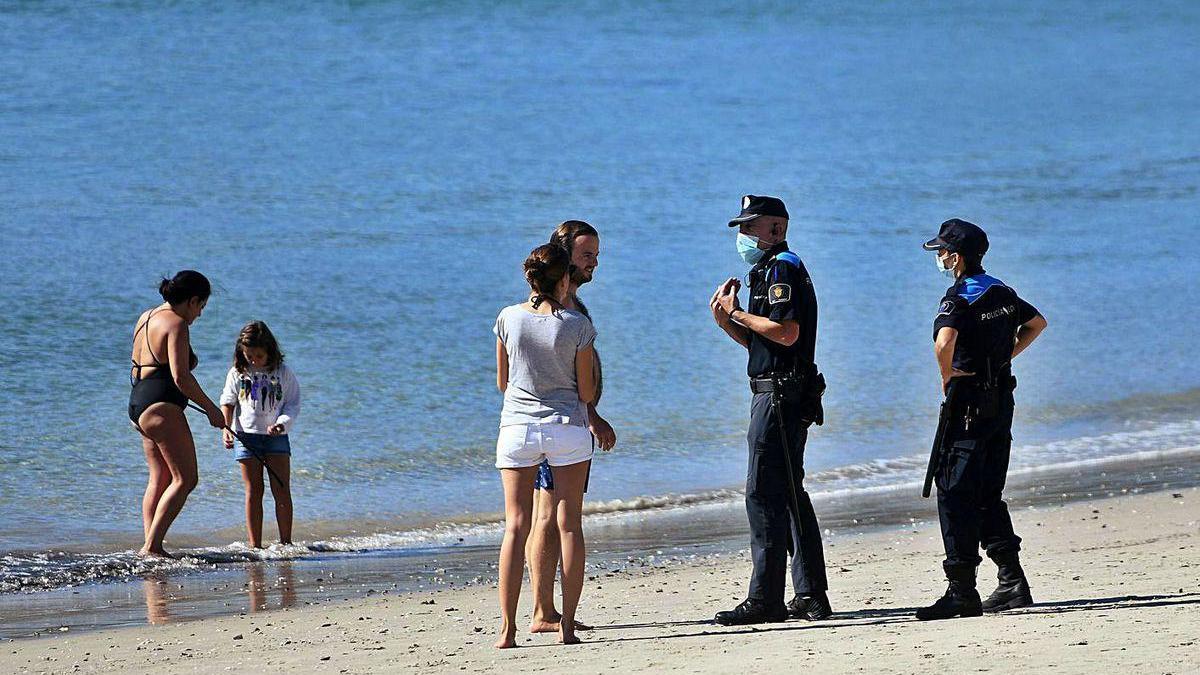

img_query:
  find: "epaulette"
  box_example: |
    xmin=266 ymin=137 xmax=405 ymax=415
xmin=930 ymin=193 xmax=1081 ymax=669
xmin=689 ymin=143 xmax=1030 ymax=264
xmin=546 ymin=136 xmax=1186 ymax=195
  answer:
xmin=773 ymin=251 xmax=801 ymax=267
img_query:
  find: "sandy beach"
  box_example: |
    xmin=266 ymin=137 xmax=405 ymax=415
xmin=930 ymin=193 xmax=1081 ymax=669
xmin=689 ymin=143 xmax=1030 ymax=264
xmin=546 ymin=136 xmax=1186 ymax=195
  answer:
xmin=3 ymin=486 xmax=1196 ymax=674
xmin=4 ymin=2 xmax=1200 ymax=673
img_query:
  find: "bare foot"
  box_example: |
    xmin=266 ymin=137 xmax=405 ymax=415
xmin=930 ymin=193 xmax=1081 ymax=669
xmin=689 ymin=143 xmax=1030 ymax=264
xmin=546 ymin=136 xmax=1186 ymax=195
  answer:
xmin=531 ymin=615 xmax=592 ymax=633
xmin=494 ymin=635 xmax=517 ymax=649
xmin=558 ymin=618 xmax=582 ymax=645
xmin=137 ymin=547 xmax=174 ymax=559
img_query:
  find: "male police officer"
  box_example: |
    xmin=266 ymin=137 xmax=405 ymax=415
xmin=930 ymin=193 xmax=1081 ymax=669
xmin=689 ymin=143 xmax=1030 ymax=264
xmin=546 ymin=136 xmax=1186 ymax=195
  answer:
xmin=918 ymin=219 xmax=1048 ymax=620
xmin=710 ymin=195 xmax=831 ymax=625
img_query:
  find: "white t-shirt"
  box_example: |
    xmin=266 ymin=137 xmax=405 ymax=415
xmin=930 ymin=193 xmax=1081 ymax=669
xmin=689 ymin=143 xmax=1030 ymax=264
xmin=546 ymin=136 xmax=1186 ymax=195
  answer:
xmin=219 ymin=364 xmax=301 ymax=434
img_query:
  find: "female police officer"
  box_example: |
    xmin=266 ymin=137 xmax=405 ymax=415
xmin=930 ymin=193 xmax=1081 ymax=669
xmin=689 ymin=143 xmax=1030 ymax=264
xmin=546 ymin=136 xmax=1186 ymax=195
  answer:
xmin=710 ymin=195 xmax=831 ymax=625
xmin=918 ymin=219 xmax=1047 ymax=620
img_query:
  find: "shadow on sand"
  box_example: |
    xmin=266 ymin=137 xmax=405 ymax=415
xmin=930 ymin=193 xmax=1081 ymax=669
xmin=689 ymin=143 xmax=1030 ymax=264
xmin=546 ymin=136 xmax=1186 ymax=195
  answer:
xmin=553 ymin=592 xmax=1200 ymax=646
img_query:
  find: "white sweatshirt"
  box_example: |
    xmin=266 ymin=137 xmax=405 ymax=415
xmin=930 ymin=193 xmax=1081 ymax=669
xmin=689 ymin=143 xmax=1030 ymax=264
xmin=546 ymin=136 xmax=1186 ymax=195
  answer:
xmin=219 ymin=364 xmax=301 ymax=435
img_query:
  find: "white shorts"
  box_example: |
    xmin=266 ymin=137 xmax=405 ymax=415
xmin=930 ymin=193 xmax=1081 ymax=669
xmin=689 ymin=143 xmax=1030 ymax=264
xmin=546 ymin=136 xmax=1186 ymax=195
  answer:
xmin=496 ymin=423 xmax=593 ymax=470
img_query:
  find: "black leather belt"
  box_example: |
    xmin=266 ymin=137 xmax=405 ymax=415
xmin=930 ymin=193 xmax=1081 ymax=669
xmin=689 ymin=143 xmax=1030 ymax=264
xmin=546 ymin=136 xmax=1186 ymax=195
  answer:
xmin=751 ymin=372 xmax=810 ymax=394
xmin=750 ymin=378 xmax=777 ymax=394
xmin=954 ymin=372 xmax=1016 ymax=391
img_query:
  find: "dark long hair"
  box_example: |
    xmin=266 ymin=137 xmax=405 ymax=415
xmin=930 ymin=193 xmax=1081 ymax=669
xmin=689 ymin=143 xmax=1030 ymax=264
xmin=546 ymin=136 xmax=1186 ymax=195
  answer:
xmin=523 ymin=244 xmax=571 ymax=310
xmin=233 ymin=321 xmax=285 ymax=373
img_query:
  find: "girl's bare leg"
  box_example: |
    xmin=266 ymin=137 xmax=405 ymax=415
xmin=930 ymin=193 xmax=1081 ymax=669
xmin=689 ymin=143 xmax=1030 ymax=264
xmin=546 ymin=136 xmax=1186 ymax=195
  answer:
xmin=265 ymin=455 xmax=292 ymax=545
xmin=240 ymin=460 xmax=264 ymax=548
xmin=527 ymin=485 xmax=562 ymax=632
xmin=548 ymin=461 xmax=589 ymax=645
xmin=496 ymin=466 xmax=537 ymax=649
xmin=138 ymin=404 xmax=199 ymax=557
xmin=140 ymin=435 xmax=170 ymax=542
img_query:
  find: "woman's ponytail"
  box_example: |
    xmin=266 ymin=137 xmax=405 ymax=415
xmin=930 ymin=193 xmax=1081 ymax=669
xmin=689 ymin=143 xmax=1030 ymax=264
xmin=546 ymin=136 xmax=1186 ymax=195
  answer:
xmin=523 ymin=244 xmax=570 ymax=310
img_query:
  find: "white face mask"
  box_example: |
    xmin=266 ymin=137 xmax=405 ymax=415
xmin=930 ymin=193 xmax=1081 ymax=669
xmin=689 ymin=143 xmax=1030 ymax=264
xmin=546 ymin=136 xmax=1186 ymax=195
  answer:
xmin=936 ymin=252 xmax=958 ymax=277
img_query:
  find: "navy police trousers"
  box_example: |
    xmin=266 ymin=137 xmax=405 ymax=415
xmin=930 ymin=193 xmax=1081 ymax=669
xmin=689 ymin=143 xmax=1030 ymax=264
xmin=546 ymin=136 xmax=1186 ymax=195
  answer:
xmin=935 ymin=387 xmax=1022 ymax=571
xmin=745 ymin=392 xmax=829 ymax=603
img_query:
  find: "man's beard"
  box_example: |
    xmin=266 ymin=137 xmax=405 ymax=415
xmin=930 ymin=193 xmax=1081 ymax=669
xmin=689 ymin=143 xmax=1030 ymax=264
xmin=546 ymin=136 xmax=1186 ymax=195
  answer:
xmin=572 ymin=269 xmax=593 ymax=285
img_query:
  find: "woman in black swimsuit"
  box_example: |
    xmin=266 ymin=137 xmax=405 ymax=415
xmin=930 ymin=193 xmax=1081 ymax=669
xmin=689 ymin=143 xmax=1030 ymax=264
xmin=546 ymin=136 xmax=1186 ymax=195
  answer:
xmin=129 ymin=271 xmax=224 ymax=558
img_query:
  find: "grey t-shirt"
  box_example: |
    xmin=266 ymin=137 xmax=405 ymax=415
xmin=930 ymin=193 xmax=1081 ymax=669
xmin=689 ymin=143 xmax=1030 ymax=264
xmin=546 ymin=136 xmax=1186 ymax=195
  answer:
xmin=494 ymin=304 xmax=597 ymax=427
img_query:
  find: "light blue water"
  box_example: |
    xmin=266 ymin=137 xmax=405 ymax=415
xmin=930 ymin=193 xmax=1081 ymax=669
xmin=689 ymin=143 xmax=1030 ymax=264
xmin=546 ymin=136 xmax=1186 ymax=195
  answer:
xmin=1 ymin=0 xmax=1199 ymax=593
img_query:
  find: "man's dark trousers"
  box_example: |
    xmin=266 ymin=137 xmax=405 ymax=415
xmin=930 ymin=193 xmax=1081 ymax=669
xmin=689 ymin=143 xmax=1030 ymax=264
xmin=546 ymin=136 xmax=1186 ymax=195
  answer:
xmin=745 ymin=392 xmax=828 ymax=603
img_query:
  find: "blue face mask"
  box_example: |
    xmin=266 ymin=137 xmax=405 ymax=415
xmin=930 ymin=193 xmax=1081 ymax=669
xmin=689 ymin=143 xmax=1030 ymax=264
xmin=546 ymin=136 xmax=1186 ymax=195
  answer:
xmin=936 ymin=252 xmax=959 ymax=278
xmin=737 ymin=233 xmax=766 ymax=265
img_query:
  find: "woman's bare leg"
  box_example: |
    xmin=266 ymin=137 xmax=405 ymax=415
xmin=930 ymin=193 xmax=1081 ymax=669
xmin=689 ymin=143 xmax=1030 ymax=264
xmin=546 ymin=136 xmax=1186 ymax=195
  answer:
xmin=496 ymin=466 xmax=537 ymax=649
xmin=265 ymin=455 xmax=293 ymax=545
xmin=548 ymin=461 xmax=589 ymax=645
xmin=240 ymin=460 xmax=265 ymax=548
xmin=527 ymin=485 xmax=562 ymax=632
xmin=140 ymin=435 xmax=170 ymax=542
xmin=138 ymin=404 xmax=198 ymax=557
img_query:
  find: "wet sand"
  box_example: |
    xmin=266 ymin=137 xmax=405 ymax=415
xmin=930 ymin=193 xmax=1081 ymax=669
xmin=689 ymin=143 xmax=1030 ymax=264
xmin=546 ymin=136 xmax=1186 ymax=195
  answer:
xmin=3 ymin=487 xmax=1196 ymax=673
xmin=4 ymin=445 xmax=1196 ymax=640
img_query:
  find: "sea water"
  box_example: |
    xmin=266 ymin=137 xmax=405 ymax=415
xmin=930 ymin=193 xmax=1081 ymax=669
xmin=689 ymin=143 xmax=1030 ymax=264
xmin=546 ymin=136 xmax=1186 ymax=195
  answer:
xmin=1 ymin=0 xmax=1198 ymax=632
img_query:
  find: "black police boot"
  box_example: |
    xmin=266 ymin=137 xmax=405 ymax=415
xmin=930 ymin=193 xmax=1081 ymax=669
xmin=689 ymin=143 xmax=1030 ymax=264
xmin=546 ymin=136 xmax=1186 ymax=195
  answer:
xmin=714 ymin=598 xmax=788 ymax=626
xmin=983 ymin=552 xmax=1033 ymax=613
xmin=787 ymin=592 xmax=833 ymax=620
xmin=915 ymin=566 xmax=982 ymax=621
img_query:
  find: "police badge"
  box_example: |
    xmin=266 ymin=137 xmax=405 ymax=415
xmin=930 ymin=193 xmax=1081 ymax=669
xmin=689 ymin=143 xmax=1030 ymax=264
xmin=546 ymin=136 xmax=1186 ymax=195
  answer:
xmin=769 ymin=283 xmax=791 ymax=304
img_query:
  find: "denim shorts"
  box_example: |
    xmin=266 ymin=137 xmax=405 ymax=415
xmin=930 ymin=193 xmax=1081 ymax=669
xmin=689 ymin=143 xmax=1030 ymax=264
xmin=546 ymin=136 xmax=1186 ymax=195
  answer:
xmin=235 ymin=433 xmax=291 ymax=462
xmin=534 ymin=459 xmax=555 ymax=490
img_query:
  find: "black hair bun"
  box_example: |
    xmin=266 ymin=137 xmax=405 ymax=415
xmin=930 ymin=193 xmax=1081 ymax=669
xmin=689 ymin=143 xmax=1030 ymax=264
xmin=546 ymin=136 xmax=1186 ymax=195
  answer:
xmin=158 ymin=270 xmax=212 ymax=305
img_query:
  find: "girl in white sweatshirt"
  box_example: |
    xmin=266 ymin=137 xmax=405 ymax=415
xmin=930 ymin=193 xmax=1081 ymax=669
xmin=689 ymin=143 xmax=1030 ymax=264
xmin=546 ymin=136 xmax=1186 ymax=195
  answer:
xmin=220 ymin=321 xmax=300 ymax=548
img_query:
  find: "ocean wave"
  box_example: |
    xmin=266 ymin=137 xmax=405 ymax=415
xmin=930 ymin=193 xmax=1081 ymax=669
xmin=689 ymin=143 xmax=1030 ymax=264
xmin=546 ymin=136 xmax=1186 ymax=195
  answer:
xmin=3 ymin=419 xmax=1198 ymax=595
xmin=0 ymin=543 xmax=317 ymax=594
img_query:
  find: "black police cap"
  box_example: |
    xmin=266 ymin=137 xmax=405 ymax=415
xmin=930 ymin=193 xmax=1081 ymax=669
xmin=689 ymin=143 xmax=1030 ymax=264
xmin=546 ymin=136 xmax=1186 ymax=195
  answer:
xmin=728 ymin=195 xmax=789 ymax=226
xmin=923 ymin=218 xmax=989 ymax=257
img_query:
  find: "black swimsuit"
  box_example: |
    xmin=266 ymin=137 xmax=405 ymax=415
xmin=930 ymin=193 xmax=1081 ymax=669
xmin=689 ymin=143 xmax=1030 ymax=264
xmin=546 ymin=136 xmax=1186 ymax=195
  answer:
xmin=128 ymin=309 xmax=198 ymax=425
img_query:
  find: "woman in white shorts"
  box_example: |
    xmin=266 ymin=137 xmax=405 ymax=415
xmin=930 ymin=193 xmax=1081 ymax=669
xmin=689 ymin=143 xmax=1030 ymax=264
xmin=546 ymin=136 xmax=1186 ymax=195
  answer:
xmin=493 ymin=243 xmax=598 ymax=648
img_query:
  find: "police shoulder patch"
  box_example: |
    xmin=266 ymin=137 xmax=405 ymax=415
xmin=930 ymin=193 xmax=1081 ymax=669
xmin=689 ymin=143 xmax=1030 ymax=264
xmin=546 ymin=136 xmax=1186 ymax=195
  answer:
xmin=769 ymin=283 xmax=792 ymax=304
xmin=937 ymin=299 xmax=954 ymax=316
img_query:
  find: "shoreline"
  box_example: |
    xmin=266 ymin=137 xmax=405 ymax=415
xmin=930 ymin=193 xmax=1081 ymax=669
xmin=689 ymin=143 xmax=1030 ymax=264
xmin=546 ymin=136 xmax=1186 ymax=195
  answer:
xmin=2 ymin=487 xmax=1196 ymax=673
xmin=1 ymin=445 xmax=1198 ymax=641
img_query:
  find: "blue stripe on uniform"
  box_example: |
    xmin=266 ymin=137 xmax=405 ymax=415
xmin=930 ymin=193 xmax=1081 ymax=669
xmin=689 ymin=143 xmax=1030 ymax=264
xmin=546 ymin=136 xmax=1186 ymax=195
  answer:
xmin=958 ymin=274 xmax=1005 ymax=304
xmin=775 ymin=251 xmax=801 ymax=267
xmin=770 ymin=251 xmax=801 ymax=281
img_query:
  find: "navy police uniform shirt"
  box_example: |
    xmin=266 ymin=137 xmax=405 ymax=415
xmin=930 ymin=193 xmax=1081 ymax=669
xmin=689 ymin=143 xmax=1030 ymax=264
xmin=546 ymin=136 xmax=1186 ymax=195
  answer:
xmin=746 ymin=243 xmax=817 ymax=378
xmin=933 ymin=273 xmax=1040 ymax=375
